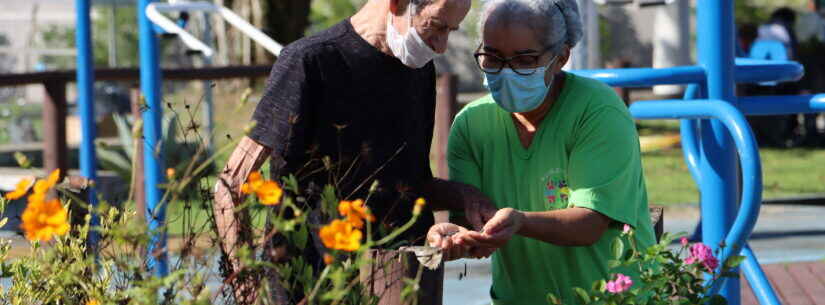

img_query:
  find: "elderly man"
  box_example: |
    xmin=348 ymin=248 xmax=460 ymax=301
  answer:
xmin=213 ymin=0 xmax=494 ymax=303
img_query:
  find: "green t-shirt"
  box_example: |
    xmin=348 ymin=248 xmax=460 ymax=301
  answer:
xmin=448 ymin=72 xmax=656 ymax=305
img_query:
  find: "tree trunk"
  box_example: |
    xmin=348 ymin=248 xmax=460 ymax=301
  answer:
xmin=263 ymin=0 xmax=312 ymax=49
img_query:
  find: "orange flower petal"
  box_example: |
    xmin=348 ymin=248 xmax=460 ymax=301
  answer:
xmin=46 ymin=169 xmax=61 ymax=188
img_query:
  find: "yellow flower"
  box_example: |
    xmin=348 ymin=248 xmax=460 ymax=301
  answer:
xmin=256 ymin=181 xmax=283 ymax=206
xmin=338 ymin=199 xmax=375 ymax=228
xmin=86 ymin=299 xmax=100 ymax=305
xmin=413 ymin=197 xmax=426 ymax=215
xmin=21 ymin=198 xmax=70 ymax=242
xmin=4 ymin=178 xmax=32 ymax=200
xmin=320 ymin=219 xmax=362 ymax=252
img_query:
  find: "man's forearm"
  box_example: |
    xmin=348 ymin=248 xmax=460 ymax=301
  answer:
xmin=517 ymin=207 xmax=611 ymax=247
xmin=419 ymin=178 xmax=469 ymax=211
xmin=213 ymin=136 xmax=271 ymax=303
xmin=420 ymin=178 xmax=497 ymax=230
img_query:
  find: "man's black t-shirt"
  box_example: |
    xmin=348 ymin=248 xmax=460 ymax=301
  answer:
xmin=249 ymin=20 xmax=436 ymax=243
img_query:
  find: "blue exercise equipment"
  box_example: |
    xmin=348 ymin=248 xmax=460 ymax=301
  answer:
xmin=575 ymin=1 xmax=825 ymax=304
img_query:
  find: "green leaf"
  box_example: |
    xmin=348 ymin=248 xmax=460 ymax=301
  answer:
xmin=13 ymin=152 xmax=31 ymax=169
xmin=593 ymin=279 xmax=607 ymax=292
xmin=724 ymin=255 xmax=746 ymax=268
xmin=573 ymin=287 xmax=591 ymax=304
xmin=546 ymin=293 xmax=562 ymax=305
xmin=611 ymin=237 xmax=625 ymax=260
xmin=294 ymin=224 xmax=309 ymax=251
xmin=608 ymin=259 xmax=621 ymax=269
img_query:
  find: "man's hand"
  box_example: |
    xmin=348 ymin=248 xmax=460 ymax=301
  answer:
xmin=454 ymin=208 xmax=524 ymax=249
xmin=427 ymin=223 xmax=470 ymax=261
xmin=463 ymin=193 xmax=498 ymax=232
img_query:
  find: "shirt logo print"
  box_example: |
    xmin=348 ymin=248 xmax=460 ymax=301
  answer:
xmin=544 ymin=178 xmax=569 ymax=207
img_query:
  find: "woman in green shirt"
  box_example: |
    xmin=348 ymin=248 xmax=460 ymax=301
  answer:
xmin=426 ymin=0 xmax=656 ymax=304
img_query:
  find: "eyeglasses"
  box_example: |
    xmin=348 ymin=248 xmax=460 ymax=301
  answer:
xmin=474 ymin=45 xmax=556 ymax=76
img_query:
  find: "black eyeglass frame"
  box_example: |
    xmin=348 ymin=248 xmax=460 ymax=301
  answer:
xmin=473 ymin=44 xmax=557 ymax=76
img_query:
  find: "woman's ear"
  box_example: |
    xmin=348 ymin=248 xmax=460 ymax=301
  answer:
xmin=556 ymin=46 xmax=571 ymax=70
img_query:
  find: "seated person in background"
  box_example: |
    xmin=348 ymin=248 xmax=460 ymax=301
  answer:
xmin=427 ymin=0 xmax=656 ymax=304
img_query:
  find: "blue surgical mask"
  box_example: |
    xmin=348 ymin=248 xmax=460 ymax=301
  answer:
xmin=483 ymin=64 xmax=557 ymax=113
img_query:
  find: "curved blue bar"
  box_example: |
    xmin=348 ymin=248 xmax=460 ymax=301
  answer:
xmin=680 ymin=84 xmax=703 ymax=183
xmin=630 ymin=99 xmax=763 ymax=261
xmin=572 ymin=60 xmax=802 ymax=88
xmin=572 ymin=66 xmax=705 ymax=88
xmin=734 ymin=58 xmax=804 ymax=84
xmin=741 ymin=244 xmax=783 ymax=305
xmin=739 ymin=94 xmax=825 ymax=116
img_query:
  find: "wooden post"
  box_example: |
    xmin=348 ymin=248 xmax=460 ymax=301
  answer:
xmin=433 ymin=73 xmax=458 ymax=179
xmin=131 ymin=87 xmax=146 ymax=223
xmin=42 ymin=80 xmax=68 ymax=178
xmin=361 ymin=249 xmax=444 ymax=305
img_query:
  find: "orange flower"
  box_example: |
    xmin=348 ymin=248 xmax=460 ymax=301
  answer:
xmin=45 ymin=169 xmax=61 ymax=188
xmin=240 ymin=171 xmax=283 ymax=205
xmin=256 ymin=181 xmax=283 ymax=205
xmin=21 ymin=198 xmax=70 ymax=242
xmin=338 ymin=199 xmax=375 ymax=229
xmin=4 ymin=178 xmax=32 ymax=200
xmin=240 ymin=171 xmax=265 ymax=194
xmin=319 ymin=219 xmax=362 ymax=252
xmin=166 ymin=168 xmax=176 ymax=180
xmin=86 ymin=300 xmax=100 ymax=305
xmin=323 ymin=253 xmax=335 ymax=265
xmin=413 ymin=197 xmax=426 ymax=215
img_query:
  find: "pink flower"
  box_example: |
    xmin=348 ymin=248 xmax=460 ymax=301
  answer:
xmin=680 ymin=237 xmax=689 ymax=246
xmin=606 ymin=274 xmax=633 ymax=294
xmin=622 ymin=224 xmax=632 ymax=234
xmin=683 ymin=243 xmax=719 ymax=271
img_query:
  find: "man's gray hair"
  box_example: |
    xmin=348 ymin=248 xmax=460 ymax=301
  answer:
xmin=478 ymin=0 xmax=583 ymax=53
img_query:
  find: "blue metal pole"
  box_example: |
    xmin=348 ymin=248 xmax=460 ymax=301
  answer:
xmin=741 ymin=244 xmax=782 ymax=305
xmin=138 ymin=0 xmax=168 ymax=276
xmin=697 ymin=0 xmax=740 ymax=303
xmin=75 ymin=0 xmax=99 ymax=245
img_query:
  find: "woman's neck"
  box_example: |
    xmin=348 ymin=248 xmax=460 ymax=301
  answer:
xmin=512 ymin=71 xmax=566 ymax=133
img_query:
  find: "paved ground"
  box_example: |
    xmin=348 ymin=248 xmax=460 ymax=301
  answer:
xmin=442 ymin=204 xmax=825 ymax=305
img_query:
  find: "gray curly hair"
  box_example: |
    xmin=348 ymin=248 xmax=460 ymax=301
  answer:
xmin=478 ymin=0 xmax=583 ymax=54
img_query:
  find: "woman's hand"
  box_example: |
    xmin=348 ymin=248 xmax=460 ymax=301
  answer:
xmin=427 ymin=223 xmax=470 ymax=261
xmin=454 ymin=208 xmax=525 ymax=249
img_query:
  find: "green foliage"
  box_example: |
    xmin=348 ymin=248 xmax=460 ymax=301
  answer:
xmin=0 ymin=88 xmax=429 ymax=304
xmin=307 ymin=0 xmax=367 ymax=35
xmin=547 ymin=230 xmax=746 ymax=305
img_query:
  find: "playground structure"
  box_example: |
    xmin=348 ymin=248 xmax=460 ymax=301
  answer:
xmin=62 ymin=0 xmax=825 ymax=304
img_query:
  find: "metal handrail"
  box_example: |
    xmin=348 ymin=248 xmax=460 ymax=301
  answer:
xmin=572 ymin=58 xmax=803 ymax=88
xmin=145 ymin=1 xmax=283 ymax=57
xmin=629 ymin=99 xmax=764 ymax=267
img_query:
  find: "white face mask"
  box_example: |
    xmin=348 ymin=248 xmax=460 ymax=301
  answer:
xmin=386 ymin=3 xmax=438 ymax=68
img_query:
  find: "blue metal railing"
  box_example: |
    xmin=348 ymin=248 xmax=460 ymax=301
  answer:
xmin=571 ymin=1 xmax=824 ymax=304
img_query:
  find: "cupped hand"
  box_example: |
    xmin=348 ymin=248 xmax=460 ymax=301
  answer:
xmin=454 ymin=208 xmax=524 ymax=249
xmin=427 ymin=223 xmax=470 ymax=261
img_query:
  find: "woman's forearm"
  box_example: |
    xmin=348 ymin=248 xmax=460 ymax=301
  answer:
xmin=517 ymin=207 xmax=611 ymax=247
